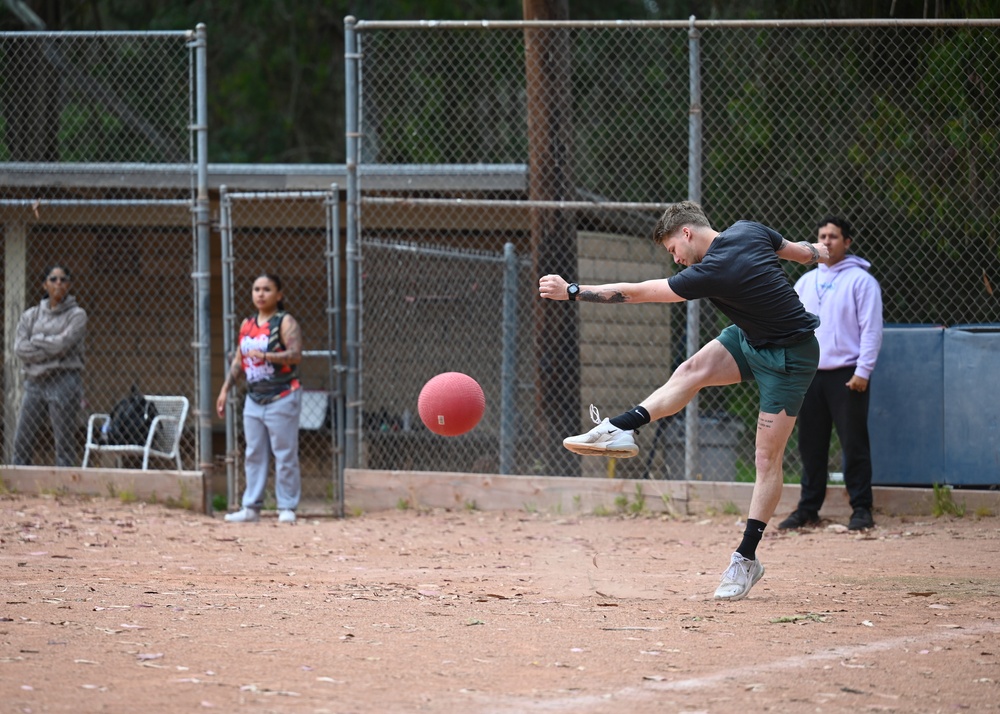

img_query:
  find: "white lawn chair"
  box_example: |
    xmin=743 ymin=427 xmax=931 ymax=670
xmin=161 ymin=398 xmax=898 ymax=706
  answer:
xmin=82 ymin=395 xmax=189 ymax=470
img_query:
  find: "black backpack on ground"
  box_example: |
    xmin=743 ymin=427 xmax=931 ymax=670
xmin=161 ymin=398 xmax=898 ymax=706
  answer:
xmin=104 ymin=385 xmax=158 ymax=445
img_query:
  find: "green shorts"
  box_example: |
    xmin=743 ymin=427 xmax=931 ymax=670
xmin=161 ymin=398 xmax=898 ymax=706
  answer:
xmin=716 ymin=324 xmax=819 ymax=417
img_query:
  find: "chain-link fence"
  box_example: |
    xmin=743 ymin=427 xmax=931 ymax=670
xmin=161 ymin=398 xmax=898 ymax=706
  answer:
xmin=3 ymin=20 xmax=998 ymax=498
xmin=347 ymin=18 xmax=1000 ymax=481
xmin=219 ymin=188 xmax=345 ymax=515
xmin=1 ymin=30 xmax=203 ymax=470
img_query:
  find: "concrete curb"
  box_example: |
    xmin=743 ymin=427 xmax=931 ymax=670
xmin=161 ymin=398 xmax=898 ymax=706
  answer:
xmin=343 ymin=468 xmax=1000 ymax=520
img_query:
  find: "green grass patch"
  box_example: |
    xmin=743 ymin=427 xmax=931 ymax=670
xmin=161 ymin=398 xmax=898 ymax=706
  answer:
xmin=932 ymin=483 xmax=965 ymax=518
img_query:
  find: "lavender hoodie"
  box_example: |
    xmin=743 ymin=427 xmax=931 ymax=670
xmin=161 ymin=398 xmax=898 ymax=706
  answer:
xmin=794 ymin=254 xmax=883 ymax=379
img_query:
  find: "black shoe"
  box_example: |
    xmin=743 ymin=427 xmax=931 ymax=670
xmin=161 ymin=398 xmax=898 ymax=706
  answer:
xmin=848 ymin=507 xmax=875 ymax=531
xmin=777 ymin=510 xmax=821 ymax=530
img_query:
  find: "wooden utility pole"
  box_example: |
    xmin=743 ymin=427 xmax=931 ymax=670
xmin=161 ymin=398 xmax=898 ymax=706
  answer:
xmin=523 ymin=0 xmax=580 ymax=476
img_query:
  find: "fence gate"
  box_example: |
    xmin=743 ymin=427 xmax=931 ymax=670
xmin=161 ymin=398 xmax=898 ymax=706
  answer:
xmin=219 ymin=188 xmax=345 ymax=517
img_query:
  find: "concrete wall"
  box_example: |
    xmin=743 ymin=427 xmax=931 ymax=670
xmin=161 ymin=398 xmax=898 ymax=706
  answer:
xmin=344 ymin=468 xmax=1000 ymax=521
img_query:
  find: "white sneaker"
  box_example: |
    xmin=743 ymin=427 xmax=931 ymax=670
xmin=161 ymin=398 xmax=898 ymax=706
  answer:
xmin=224 ymin=507 xmax=260 ymax=523
xmin=278 ymin=509 xmax=297 ymax=524
xmin=713 ymin=551 xmax=765 ymax=600
xmin=562 ymin=405 xmax=638 ymax=458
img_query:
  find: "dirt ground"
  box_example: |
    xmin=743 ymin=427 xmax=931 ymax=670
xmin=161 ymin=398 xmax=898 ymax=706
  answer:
xmin=2 ymin=493 xmax=998 ymax=714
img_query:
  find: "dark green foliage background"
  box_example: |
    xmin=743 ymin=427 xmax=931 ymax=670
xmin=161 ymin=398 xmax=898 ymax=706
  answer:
xmin=2 ymin=0 xmax=996 ymax=163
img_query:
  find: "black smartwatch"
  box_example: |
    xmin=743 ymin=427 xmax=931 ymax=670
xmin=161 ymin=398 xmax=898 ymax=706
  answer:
xmin=567 ymin=283 xmax=580 ymax=301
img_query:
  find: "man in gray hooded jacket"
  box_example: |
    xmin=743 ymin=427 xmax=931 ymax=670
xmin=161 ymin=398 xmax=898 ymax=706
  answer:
xmin=13 ymin=265 xmax=87 ymax=467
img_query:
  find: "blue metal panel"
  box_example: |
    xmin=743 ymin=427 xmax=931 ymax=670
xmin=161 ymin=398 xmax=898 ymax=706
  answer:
xmin=943 ymin=326 xmax=1000 ymax=486
xmin=869 ymin=325 xmax=945 ymax=485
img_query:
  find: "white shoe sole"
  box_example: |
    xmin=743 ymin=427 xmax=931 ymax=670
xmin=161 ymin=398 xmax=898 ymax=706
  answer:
xmin=563 ymin=439 xmax=639 ymax=458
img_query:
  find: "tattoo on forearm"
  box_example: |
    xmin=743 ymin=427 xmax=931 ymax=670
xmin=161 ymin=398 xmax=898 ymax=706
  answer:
xmin=581 ymin=289 xmax=628 ymax=304
xmin=226 ymin=359 xmax=241 ymax=387
xmin=798 ymin=240 xmax=820 ymax=265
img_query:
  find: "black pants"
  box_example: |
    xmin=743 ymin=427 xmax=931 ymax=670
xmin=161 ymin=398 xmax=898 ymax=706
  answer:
xmin=796 ymin=366 xmax=873 ymax=513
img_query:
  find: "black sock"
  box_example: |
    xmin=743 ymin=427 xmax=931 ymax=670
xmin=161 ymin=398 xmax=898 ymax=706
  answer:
xmin=736 ymin=518 xmax=767 ymax=561
xmin=609 ymin=405 xmax=651 ymax=431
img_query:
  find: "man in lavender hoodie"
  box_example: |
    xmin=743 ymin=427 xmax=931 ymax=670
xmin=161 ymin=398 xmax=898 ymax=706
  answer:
xmin=779 ymin=216 xmax=883 ymax=531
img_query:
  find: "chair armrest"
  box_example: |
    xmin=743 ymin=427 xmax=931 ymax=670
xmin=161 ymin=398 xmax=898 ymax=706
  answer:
xmin=85 ymin=413 xmax=112 ymax=445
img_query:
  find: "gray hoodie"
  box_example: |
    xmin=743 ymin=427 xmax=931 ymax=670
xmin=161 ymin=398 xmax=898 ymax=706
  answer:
xmin=14 ymin=294 xmax=87 ymax=379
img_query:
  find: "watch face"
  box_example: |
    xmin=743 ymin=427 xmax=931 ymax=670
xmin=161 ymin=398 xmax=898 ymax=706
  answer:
xmin=568 ymin=284 xmax=580 ymax=298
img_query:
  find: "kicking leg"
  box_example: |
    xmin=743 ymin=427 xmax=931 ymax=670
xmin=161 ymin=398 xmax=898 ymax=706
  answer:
xmin=640 ymin=339 xmax=742 ymax=420
xmin=563 ymin=340 xmax=741 ymax=457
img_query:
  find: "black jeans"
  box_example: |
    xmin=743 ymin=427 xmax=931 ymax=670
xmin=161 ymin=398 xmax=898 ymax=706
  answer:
xmin=796 ymin=366 xmax=873 ymax=513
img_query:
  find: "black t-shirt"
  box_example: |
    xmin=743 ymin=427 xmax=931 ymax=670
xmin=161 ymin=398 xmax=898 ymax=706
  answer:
xmin=667 ymin=220 xmax=819 ymax=347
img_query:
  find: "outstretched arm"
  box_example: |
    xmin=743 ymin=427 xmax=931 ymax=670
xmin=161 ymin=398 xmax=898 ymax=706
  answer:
xmin=539 ymin=274 xmax=685 ymax=304
xmin=776 ymin=239 xmax=829 ymax=266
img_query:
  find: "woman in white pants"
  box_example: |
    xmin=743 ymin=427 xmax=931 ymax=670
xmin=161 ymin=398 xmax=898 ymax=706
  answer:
xmin=216 ymin=274 xmax=303 ymax=523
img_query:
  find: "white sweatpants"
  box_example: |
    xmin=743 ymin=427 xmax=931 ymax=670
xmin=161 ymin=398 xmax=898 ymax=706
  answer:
xmin=241 ymin=389 xmax=302 ymax=511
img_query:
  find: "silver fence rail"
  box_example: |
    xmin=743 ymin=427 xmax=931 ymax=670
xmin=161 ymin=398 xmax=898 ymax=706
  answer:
xmin=346 ymin=18 xmax=1000 ymax=482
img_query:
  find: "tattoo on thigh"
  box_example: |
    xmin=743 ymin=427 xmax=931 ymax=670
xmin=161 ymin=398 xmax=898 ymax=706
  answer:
xmin=758 ymin=414 xmax=774 ymax=429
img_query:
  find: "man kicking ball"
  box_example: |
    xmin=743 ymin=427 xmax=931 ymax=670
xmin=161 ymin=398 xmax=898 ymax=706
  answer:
xmin=538 ymin=201 xmax=828 ymax=600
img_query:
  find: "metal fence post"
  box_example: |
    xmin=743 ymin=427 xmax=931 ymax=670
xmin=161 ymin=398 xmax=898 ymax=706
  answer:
xmin=218 ymin=186 xmax=235 ymax=507
xmin=327 ymin=183 xmax=345 ymax=516
xmin=193 ymin=23 xmax=213 ymax=490
xmin=344 ymin=16 xmax=361 ymax=470
xmin=500 ymin=242 xmax=519 ymax=475
xmin=685 ymin=15 xmax=703 ymax=481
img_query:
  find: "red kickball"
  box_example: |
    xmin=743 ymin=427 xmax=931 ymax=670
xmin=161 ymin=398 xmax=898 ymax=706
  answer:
xmin=418 ymin=372 xmax=486 ymax=437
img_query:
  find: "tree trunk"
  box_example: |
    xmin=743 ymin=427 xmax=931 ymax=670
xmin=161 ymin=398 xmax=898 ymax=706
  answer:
xmin=523 ymin=0 xmax=580 ymax=476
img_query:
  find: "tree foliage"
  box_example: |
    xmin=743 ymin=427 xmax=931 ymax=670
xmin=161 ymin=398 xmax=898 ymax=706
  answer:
xmin=4 ymin=0 xmax=997 ymax=162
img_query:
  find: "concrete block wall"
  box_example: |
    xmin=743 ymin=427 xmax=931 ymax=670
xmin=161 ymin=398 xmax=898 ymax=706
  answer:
xmin=576 ymin=231 xmax=673 ymax=479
